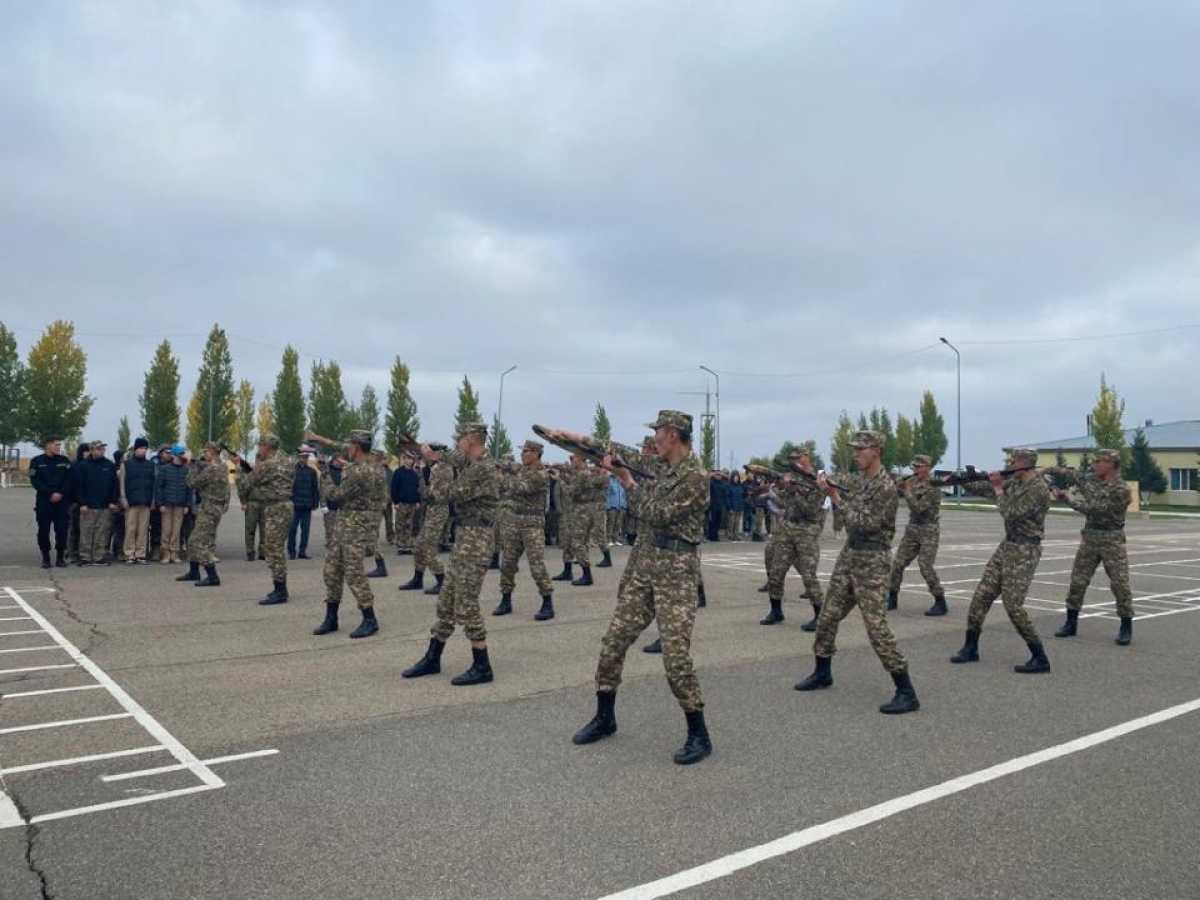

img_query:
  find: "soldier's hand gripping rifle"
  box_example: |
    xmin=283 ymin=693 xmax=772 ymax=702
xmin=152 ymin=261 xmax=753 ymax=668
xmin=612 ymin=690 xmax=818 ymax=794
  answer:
xmin=928 ymin=464 xmax=1040 ymax=489
xmin=395 ymin=432 xmax=448 ymax=456
xmin=218 ymin=444 xmax=253 ymax=474
xmin=532 ymin=425 xmax=655 ymax=480
xmin=744 ymin=462 xmax=852 ymax=494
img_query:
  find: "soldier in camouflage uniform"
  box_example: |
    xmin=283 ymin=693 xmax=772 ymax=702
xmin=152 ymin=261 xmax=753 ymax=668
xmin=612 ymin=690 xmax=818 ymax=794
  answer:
xmin=399 ymin=446 xmax=451 ymax=594
xmin=574 ymin=411 xmax=713 ymax=766
xmin=362 ymin=450 xmax=389 ymax=579
xmin=322 ymin=458 xmax=343 ymax=550
xmin=490 ymin=458 xmax=513 ymax=570
xmin=761 ymin=447 xmax=825 ymax=628
xmin=178 ymin=443 xmax=229 ymax=587
xmin=886 ymin=455 xmax=948 ymax=616
xmin=494 ymin=441 xmax=555 ymax=620
xmin=312 ymin=431 xmax=386 ymax=639
xmin=238 ymin=479 xmax=265 ymax=561
xmin=951 ymin=448 xmax=1052 ymax=673
xmin=1047 ymin=449 xmax=1134 ymax=645
xmin=795 ymin=431 xmax=920 ymax=715
xmin=567 ymin=454 xmax=610 ymax=586
xmin=551 ymin=465 xmax=577 ymax=582
xmin=403 ymin=422 xmax=500 ymax=686
xmin=237 ymin=434 xmax=295 ymax=606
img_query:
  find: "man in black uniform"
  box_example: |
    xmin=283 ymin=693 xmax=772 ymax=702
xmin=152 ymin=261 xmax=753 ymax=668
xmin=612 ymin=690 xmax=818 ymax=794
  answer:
xmin=30 ymin=437 xmax=73 ymax=568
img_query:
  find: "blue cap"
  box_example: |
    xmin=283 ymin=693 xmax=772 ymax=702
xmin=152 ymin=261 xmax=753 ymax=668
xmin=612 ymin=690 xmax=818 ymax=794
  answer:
xmin=170 ymin=443 xmax=186 ymax=456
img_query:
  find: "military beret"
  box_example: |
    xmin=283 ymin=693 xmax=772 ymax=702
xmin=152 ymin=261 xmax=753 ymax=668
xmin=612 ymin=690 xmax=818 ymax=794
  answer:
xmin=911 ymin=454 xmax=932 ymax=467
xmin=258 ymin=432 xmax=281 ymax=449
xmin=522 ymin=439 xmax=544 ymax=454
xmin=646 ymin=409 xmax=692 ymax=432
xmin=850 ymin=430 xmax=883 ymax=449
xmin=1093 ymin=448 xmax=1121 ymax=465
xmin=455 ymin=421 xmax=488 ymax=441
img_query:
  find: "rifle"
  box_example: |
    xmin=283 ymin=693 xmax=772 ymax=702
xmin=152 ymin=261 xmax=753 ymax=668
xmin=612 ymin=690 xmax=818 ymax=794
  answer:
xmin=929 ymin=465 xmax=1037 ymax=488
xmin=396 ymin=432 xmax=448 ymax=455
xmin=219 ymin=444 xmax=253 ymax=474
xmin=532 ymin=425 xmax=655 ymax=480
xmin=744 ymin=463 xmax=852 ymax=494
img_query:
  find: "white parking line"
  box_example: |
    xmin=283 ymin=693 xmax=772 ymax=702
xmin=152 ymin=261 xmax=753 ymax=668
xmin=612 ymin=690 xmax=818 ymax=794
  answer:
xmin=0 ymin=786 xmax=21 ymax=829
xmin=0 ymin=630 xmax=43 ymax=637
xmin=0 ymin=713 xmax=134 ymax=736
xmin=0 ymin=645 xmax=62 ymax=654
xmin=101 ymin=748 xmax=280 ymax=783
xmin=1 ymin=684 xmax=105 ymax=699
xmin=1 ymin=746 xmax=168 ymax=776
xmin=0 ymin=663 xmax=76 ymax=676
xmin=598 ymin=696 xmax=1200 ymax=900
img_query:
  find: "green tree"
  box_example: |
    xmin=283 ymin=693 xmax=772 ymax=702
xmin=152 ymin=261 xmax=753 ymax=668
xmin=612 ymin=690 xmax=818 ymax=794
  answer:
xmin=487 ymin=414 xmax=513 ymax=459
xmin=256 ymin=398 xmax=275 ymax=441
xmin=867 ymin=408 xmax=897 ymax=469
xmin=700 ymin=416 xmax=716 ymax=470
xmin=384 ymin=357 xmax=420 ymax=449
xmin=454 ymin=375 xmax=482 ymax=433
xmin=116 ymin=415 xmax=131 ymax=453
xmin=185 ymin=324 xmax=236 ymax=450
xmin=0 ymin=323 xmax=26 ymax=457
xmin=592 ymin=403 xmax=612 ymax=444
xmin=21 ymin=321 xmax=93 ymax=444
xmin=830 ymin=411 xmax=855 ymax=473
xmin=913 ymin=390 xmax=948 ymax=466
xmin=231 ymin=379 xmax=256 ymax=455
xmin=894 ymin=414 xmax=914 ymax=469
xmin=771 ymin=439 xmax=824 ymax=472
xmin=139 ymin=339 xmax=181 ymax=447
xmin=1127 ymin=427 xmax=1166 ymax=498
xmin=272 ymin=346 xmax=305 ymax=452
xmin=1090 ymin=374 xmax=1128 ymax=467
xmin=356 ymin=385 xmax=380 ymax=443
xmin=307 ymin=360 xmax=348 ymax=439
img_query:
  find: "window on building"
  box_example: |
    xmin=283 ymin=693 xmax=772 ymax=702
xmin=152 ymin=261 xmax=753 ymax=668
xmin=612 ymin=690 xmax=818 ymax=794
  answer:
xmin=1169 ymin=468 xmax=1198 ymax=491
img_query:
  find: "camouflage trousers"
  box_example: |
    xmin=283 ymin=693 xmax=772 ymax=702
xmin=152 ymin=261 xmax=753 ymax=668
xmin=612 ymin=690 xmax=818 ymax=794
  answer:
xmin=559 ymin=505 xmax=576 ymax=564
xmin=1065 ymin=531 xmax=1133 ymax=617
xmin=571 ymin=503 xmax=605 ymax=565
xmin=323 ymin=526 xmax=372 ymax=609
xmin=767 ymin=521 xmax=823 ymax=603
xmin=393 ymin=503 xmax=418 ymax=549
xmin=432 ymin=524 xmax=493 ymax=643
xmin=365 ymin=512 xmax=383 ymax=558
xmin=831 ymin=507 xmax=846 ymax=534
xmin=967 ymin=542 xmax=1042 ymax=643
xmin=596 ymin=545 xmax=703 ymax=712
xmin=382 ymin=501 xmax=395 ymax=543
xmin=500 ymin=515 xmax=553 ymax=596
xmin=244 ymin=501 xmax=264 ymax=556
xmin=188 ymin=505 xmax=223 ymax=566
xmin=79 ymin=508 xmax=113 ymax=563
xmin=888 ymin=524 xmax=944 ymax=598
xmin=323 ymin=510 xmax=337 ymax=550
xmin=813 ymin=548 xmax=907 ymax=674
xmin=415 ymin=506 xmax=448 ymax=577
xmin=261 ymin=501 xmax=292 ymax=582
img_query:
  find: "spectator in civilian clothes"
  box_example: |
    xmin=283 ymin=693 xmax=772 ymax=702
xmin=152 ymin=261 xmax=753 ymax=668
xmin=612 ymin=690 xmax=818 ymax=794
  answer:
xmin=390 ymin=453 xmax=422 ymax=554
xmin=726 ymin=472 xmax=745 ymax=541
xmin=707 ymin=471 xmax=726 ymax=542
xmin=76 ymin=440 xmax=119 ymax=565
xmin=110 ymin=449 xmax=127 ymax=560
xmin=67 ymin=443 xmax=90 ymax=561
xmin=120 ymin=437 xmax=156 ymax=564
xmin=605 ymin=474 xmax=627 ymax=547
xmin=288 ymin=445 xmax=321 ymax=559
xmin=154 ymin=444 xmax=193 ymax=563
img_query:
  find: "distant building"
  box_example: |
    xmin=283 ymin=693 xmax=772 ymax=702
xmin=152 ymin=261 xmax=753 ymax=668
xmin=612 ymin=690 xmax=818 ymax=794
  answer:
xmin=1015 ymin=419 xmax=1200 ymax=507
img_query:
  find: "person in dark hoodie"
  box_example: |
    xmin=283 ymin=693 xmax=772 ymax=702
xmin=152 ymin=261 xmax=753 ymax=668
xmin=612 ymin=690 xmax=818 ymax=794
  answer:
xmin=120 ymin=437 xmax=156 ymax=564
xmin=288 ymin=444 xmax=321 ymax=559
xmin=29 ymin=436 xmax=73 ymax=568
xmin=67 ymin=443 xmax=90 ymax=561
xmin=76 ymin=440 xmax=119 ymax=565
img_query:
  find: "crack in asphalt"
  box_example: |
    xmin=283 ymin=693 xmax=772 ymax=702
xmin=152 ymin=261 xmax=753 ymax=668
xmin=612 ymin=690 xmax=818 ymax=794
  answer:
xmin=42 ymin=570 xmax=109 ymax=658
xmin=1 ymin=774 xmax=52 ymax=899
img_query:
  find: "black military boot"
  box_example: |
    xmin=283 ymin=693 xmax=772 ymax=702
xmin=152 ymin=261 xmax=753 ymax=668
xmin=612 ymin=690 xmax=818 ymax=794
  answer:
xmin=552 ymin=563 xmax=574 ymax=582
xmin=643 ymin=637 xmax=662 ymax=654
xmin=367 ymin=556 xmax=387 ymax=578
xmin=401 ymin=638 xmax=444 ymax=678
xmin=40 ymin=551 xmax=51 ymax=569
xmin=572 ymin=564 xmax=594 ymax=586
xmin=195 ymin=564 xmax=220 ymax=587
xmin=176 ymin=561 xmax=200 ymax=582
xmin=697 ymin=582 xmax=707 ymax=608
xmin=1054 ymin=609 xmax=1079 ymax=638
xmin=488 ymin=552 xmax=500 ymax=570
xmin=886 ymin=590 xmax=898 ymax=611
xmin=760 ymin=597 xmax=784 ymax=625
xmin=493 ymin=593 xmax=513 ymax=616
xmin=572 ymin=691 xmax=617 ymax=744
xmin=1014 ymin=641 xmax=1051 ymax=674
xmin=879 ymin=671 xmax=920 ymax=714
xmin=794 ymin=656 xmax=833 ymax=691
xmin=925 ymin=594 xmax=948 ymax=617
xmin=950 ymin=628 xmax=980 ymax=663
xmin=534 ymin=594 xmax=555 ymax=621
xmin=1116 ymin=616 xmax=1133 ymax=646
xmin=259 ymin=580 xmax=288 ymax=605
xmin=349 ymin=607 xmax=379 ymax=639
xmin=673 ymin=710 xmax=713 ymax=765
xmin=398 ymin=569 xmax=424 ymax=591
xmin=597 ymin=549 xmax=613 ymax=568
xmin=757 ymin=582 xmax=769 ymax=593
xmin=450 ymin=646 xmax=494 ymax=686
xmin=423 ymin=572 xmax=445 ymax=595
xmin=246 ymin=551 xmax=255 ymax=562
xmin=55 ymin=550 xmax=67 ymax=568
xmin=313 ymin=602 xmax=339 ymax=635
xmin=800 ymin=603 xmax=821 ymax=633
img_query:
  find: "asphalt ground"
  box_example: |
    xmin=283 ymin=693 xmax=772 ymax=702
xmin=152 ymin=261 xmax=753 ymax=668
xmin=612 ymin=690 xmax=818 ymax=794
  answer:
xmin=1 ymin=490 xmax=1199 ymax=899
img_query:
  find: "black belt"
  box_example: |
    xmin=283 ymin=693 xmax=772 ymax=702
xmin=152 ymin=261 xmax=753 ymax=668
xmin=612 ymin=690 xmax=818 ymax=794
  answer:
xmin=458 ymin=518 xmax=494 ymax=529
xmin=847 ymin=538 xmax=889 ymax=552
xmin=652 ymin=535 xmax=699 ymax=553
xmin=1084 ymin=525 xmax=1124 ymax=533
xmin=908 ymin=515 xmax=936 ymax=526
xmin=1005 ymin=534 xmax=1042 ymax=546
xmin=787 ymin=514 xmax=817 ymax=525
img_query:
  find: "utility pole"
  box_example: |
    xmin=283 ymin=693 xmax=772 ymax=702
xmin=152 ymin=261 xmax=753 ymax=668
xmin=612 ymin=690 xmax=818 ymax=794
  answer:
xmin=495 ymin=365 xmax=517 ymax=459
xmin=699 ymin=365 xmax=720 ymax=468
xmin=677 ymin=386 xmax=715 ymax=469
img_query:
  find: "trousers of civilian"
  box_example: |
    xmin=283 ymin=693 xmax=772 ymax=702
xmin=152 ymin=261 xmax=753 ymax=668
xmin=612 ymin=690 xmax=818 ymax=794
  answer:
xmin=124 ymin=505 xmax=152 ymax=561
xmin=36 ymin=501 xmax=70 ymax=555
xmin=159 ymin=505 xmax=186 ymax=560
xmin=288 ymin=508 xmax=312 ymax=555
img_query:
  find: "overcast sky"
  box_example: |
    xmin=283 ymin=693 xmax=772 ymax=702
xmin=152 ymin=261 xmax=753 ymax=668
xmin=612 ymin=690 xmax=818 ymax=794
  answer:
xmin=3 ymin=1 xmax=1198 ymax=467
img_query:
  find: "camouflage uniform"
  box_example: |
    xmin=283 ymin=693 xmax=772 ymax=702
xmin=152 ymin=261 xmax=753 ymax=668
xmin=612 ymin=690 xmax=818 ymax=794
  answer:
xmin=432 ymin=452 xmax=498 ymax=642
xmin=1053 ymin=466 xmax=1133 ymax=617
xmin=767 ymin=475 xmax=825 ymax=603
xmin=242 ymin=450 xmax=294 ymax=582
xmin=238 ymin=475 xmax=264 ymax=557
xmin=393 ymin=499 xmax=418 ymax=550
xmin=596 ymin=444 xmax=708 ymax=711
xmin=500 ymin=462 xmax=553 ymax=596
xmin=812 ymin=466 xmax=907 ymax=674
xmin=556 ymin=467 xmax=576 ymax=565
xmin=569 ymin=465 xmax=608 ymax=565
xmin=322 ymin=463 xmax=342 ymax=551
xmin=414 ymin=461 xmax=451 ymax=578
xmin=321 ymin=459 xmax=382 ymax=609
xmin=964 ymin=471 xmax=1049 ymax=643
xmin=363 ymin=458 xmax=389 ymax=559
xmin=888 ymin=476 xmax=945 ymax=599
xmin=186 ymin=459 xmax=229 ymax=565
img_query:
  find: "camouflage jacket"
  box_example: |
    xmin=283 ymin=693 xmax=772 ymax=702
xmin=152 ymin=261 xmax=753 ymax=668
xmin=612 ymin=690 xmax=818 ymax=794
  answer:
xmin=187 ymin=461 xmax=230 ymax=510
xmin=569 ymin=466 xmax=609 ymax=506
xmin=994 ymin=474 xmax=1051 ymax=543
xmin=901 ymin=478 xmax=942 ymax=527
xmin=508 ymin=464 xmax=549 ymax=518
xmin=1055 ymin=469 xmax=1129 ymax=532
xmin=320 ymin=461 xmax=377 ymax=541
xmin=243 ymin=452 xmax=294 ymax=504
xmin=840 ymin=468 xmax=898 ymax=549
xmin=779 ymin=476 xmax=825 ymax=525
xmin=447 ymin=452 xmax=499 ymax=526
xmin=625 ymin=454 xmax=707 ymax=545
xmin=422 ymin=462 xmax=453 ymax=507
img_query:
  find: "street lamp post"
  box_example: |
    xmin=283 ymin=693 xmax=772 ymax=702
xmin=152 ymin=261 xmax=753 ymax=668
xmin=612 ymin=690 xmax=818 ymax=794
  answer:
xmin=699 ymin=365 xmax=720 ymax=467
xmin=939 ymin=338 xmax=961 ymax=474
xmin=496 ymin=365 xmax=517 ymax=459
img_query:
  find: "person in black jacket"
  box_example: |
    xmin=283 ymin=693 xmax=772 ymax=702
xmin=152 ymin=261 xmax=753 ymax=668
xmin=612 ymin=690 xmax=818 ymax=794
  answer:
xmin=120 ymin=437 xmax=156 ymax=563
xmin=110 ymin=449 xmax=126 ymax=560
xmin=29 ymin=436 xmax=73 ymax=568
xmin=67 ymin=443 xmax=89 ymax=561
xmin=390 ymin=454 xmax=421 ymax=553
xmin=76 ymin=440 xmax=119 ymax=565
xmin=288 ymin=450 xmax=321 ymax=559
